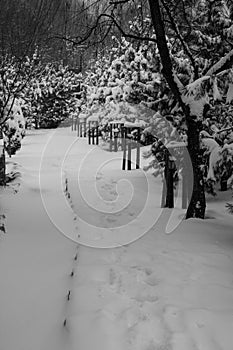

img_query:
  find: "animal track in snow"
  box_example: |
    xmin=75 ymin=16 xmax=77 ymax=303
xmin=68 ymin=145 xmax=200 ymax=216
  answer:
xmin=145 ymin=276 xmax=160 ymax=287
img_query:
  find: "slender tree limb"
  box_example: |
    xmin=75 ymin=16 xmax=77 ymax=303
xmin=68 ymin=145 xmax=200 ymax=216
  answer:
xmin=161 ymin=0 xmax=199 ymax=80
xmin=49 ymin=13 xmax=157 ymax=45
xmin=109 ymin=0 xmax=131 ymax=4
xmin=225 ymin=38 xmax=233 ymax=48
xmin=148 ymin=0 xmax=187 ymax=112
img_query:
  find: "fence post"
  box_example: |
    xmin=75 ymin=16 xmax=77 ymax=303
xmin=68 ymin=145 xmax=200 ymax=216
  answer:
xmin=92 ymin=125 xmax=95 ymax=144
xmin=182 ymin=159 xmax=188 ymax=209
xmin=182 ymin=147 xmax=192 ymax=209
xmin=74 ymin=117 xmax=77 ymax=131
xmin=96 ymin=123 xmax=99 ymax=145
xmin=77 ymin=118 xmax=80 ymax=137
xmin=80 ymin=121 xmax=83 ymax=137
xmin=114 ymin=125 xmax=118 ymax=152
xmin=84 ymin=119 xmax=87 ymax=137
xmin=136 ymin=128 xmax=140 ymax=169
xmin=162 ymin=150 xmax=169 ymax=207
xmin=127 ymin=131 xmax=132 ymax=171
xmin=162 ymin=149 xmax=175 ymax=208
xmin=161 ymin=178 xmax=167 ymax=208
xmin=220 ymin=170 xmax=228 ymax=191
xmin=122 ymin=127 xmax=126 ymax=170
xmin=166 ymin=152 xmax=175 ymax=208
xmin=88 ymin=122 xmax=91 ymax=144
xmin=109 ymin=123 xmax=113 ymax=152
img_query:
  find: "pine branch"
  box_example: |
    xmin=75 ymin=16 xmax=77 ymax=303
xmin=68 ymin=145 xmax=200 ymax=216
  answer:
xmin=205 ymin=48 xmax=233 ymax=76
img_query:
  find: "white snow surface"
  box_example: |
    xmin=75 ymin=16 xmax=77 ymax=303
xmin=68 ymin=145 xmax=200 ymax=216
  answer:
xmin=0 ymin=127 xmax=233 ymax=350
xmin=201 ymin=138 xmax=222 ymax=180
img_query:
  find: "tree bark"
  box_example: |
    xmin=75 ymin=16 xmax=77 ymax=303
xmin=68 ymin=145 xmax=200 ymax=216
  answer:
xmin=185 ymin=119 xmax=206 ymax=218
xmin=0 ymin=151 xmax=5 ymax=186
xmin=0 ymin=128 xmax=5 ymax=185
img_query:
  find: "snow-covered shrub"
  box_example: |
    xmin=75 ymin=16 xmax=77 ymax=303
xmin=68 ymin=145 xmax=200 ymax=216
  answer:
xmin=3 ymin=117 xmax=22 ymax=156
xmin=81 ymin=37 xmax=166 ymax=147
xmin=200 ymin=133 xmax=233 ymax=194
xmin=215 ymin=144 xmax=233 ymax=185
xmin=2 ymin=100 xmax=26 ymax=156
xmin=25 ymin=65 xmax=82 ymax=129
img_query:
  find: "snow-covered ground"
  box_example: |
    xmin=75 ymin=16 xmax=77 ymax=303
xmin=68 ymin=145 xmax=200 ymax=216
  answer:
xmin=1 ymin=127 xmax=233 ymax=350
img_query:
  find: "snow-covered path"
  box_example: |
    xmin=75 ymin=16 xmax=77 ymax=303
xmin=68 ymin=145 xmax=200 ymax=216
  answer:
xmin=67 ymin=219 xmax=233 ymax=350
xmin=1 ymin=127 xmax=233 ymax=350
xmin=0 ymin=129 xmax=77 ymax=350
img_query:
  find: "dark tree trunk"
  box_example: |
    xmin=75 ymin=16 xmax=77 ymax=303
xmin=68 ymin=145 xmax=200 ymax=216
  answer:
xmin=186 ymin=119 xmax=206 ymax=219
xmin=0 ymin=128 xmax=5 ymax=185
xmin=0 ymin=152 xmax=6 ymax=186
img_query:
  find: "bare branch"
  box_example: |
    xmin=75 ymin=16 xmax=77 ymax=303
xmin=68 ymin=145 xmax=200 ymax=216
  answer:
xmin=109 ymin=0 xmax=131 ymax=4
xmin=148 ymin=0 xmax=184 ymax=107
xmin=49 ymin=12 xmax=157 ymax=46
xmin=161 ymin=0 xmax=199 ymax=80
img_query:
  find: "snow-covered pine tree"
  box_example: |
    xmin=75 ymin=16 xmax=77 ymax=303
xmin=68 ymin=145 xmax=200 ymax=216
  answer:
xmin=65 ymin=0 xmax=233 ymax=218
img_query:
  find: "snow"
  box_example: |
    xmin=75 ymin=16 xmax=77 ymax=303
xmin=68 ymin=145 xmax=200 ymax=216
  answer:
xmin=213 ymin=77 xmax=222 ymax=101
xmin=226 ymin=83 xmax=233 ymax=103
xmin=1 ymin=127 xmax=233 ymax=350
xmin=206 ymin=48 xmax=233 ymax=76
xmin=166 ymin=141 xmax=187 ymax=149
xmin=0 ymin=129 xmax=76 ymax=350
xmin=78 ymin=113 xmax=86 ymax=120
xmin=87 ymin=114 xmax=99 ymax=122
xmin=124 ymin=121 xmax=144 ymax=128
xmin=180 ymin=76 xmax=210 ymax=118
xmin=201 ymin=138 xmax=224 ymax=180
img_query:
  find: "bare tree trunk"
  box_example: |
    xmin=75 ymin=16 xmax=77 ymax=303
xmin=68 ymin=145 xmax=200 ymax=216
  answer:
xmin=0 ymin=153 xmax=5 ymax=185
xmin=0 ymin=131 xmax=5 ymax=186
xmin=186 ymin=119 xmax=206 ymax=218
